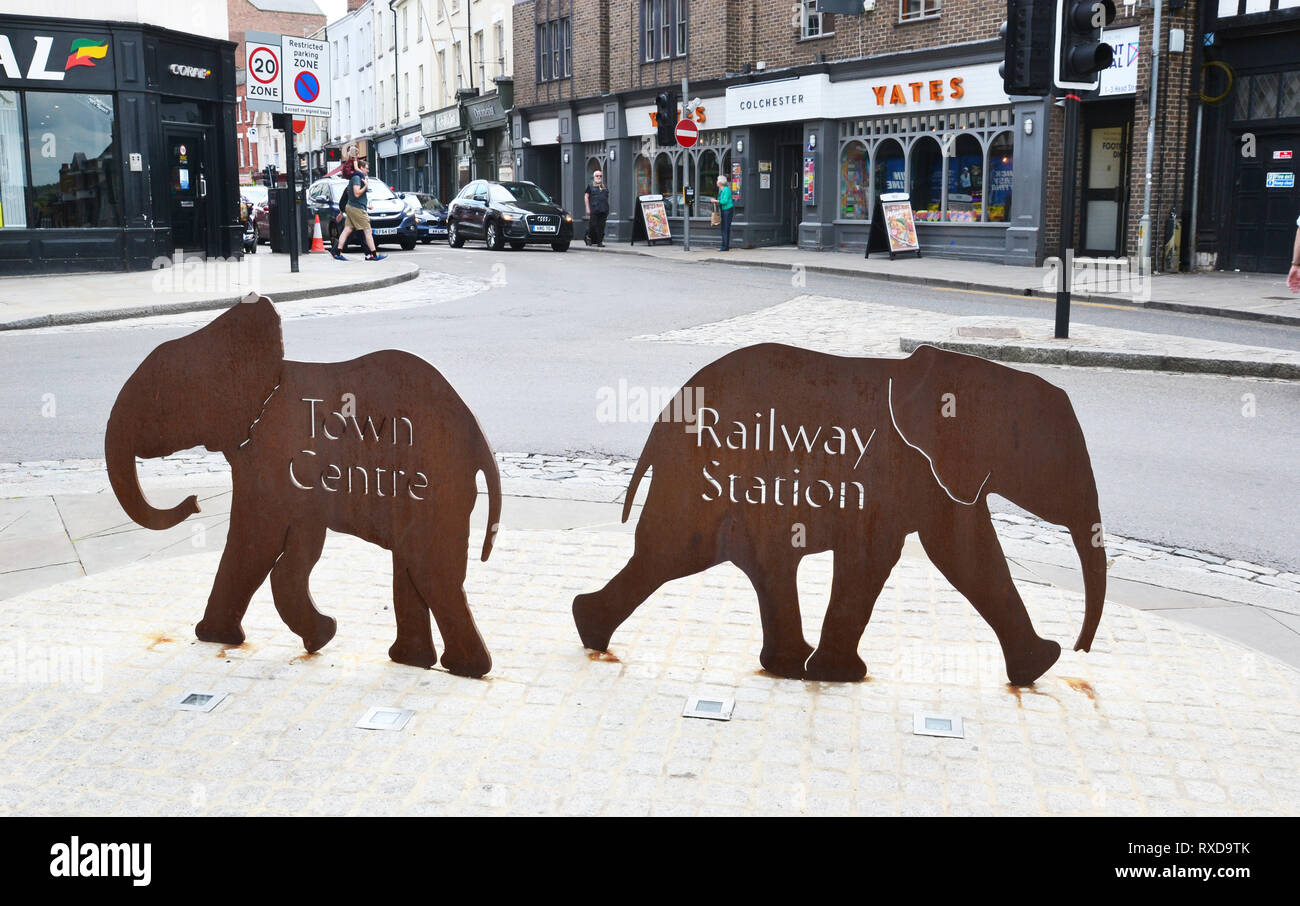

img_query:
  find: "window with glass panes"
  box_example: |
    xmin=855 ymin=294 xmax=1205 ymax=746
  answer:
xmin=642 ymin=0 xmax=687 ymax=61
xmin=900 ymin=0 xmax=942 ymax=22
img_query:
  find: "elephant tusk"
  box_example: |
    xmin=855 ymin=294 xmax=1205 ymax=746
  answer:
xmin=887 ymin=377 xmax=990 ymax=507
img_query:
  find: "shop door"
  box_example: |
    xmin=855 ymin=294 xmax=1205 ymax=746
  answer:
xmin=778 ymin=142 xmax=802 ymax=245
xmin=1080 ymin=122 xmax=1130 ymax=256
xmin=166 ymin=128 xmax=208 ymax=258
xmin=1228 ymin=130 xmax=1300 ymax=273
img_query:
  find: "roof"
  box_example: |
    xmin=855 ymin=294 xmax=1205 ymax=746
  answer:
xmin=246 ymin=0 xmax=325 ymax=16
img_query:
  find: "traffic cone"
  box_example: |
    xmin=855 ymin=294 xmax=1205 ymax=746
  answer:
xmin=310 ymin=214 xmax=325 ymax=253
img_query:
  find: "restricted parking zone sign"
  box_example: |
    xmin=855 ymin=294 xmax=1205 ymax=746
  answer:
xmin=281 ymin=35 xmax=330 ymax=117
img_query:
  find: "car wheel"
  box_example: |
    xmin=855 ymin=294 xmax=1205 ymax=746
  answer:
xmin=551 ymin=240 xmax=570 ymax=252
xmin=509 ymin=241 xmax=526 ymax=250
xmin=400 ymin=237 xmax=416 ymax=251
xmin=449 ymin=222 xmax=465 ymax=248
xmin=485 ymin=221 xmax=503 ymax=251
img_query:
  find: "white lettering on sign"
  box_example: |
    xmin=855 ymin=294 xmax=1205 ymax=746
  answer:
xmin=1275 ymin=150 xmax=1294 ymax=160
xmin=0 ymin=34 xmax=66 ymax=81
xmin=1265 ymin=172 xmax=1295 ymax=189
xmin=169 ymin=63 xmax=211 ymax=79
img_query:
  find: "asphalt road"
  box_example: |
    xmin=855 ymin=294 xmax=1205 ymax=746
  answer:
xmin=2 ymin=244 xmax=1298 ymax=570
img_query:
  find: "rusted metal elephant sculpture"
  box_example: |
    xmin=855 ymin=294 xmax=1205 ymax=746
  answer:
xmin=106 ymin=293 xmax=500 ymax=676
xmin=574 ymin=343 xmax=1106 ymax=686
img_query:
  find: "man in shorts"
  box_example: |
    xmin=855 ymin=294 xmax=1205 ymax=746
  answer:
xmin=332 ymin=158 xmax=387 ymax=261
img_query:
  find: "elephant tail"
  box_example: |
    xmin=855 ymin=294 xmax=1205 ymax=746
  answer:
xmin=1069 ymin=505 xmax=1107 ymax=653
xmin=479 ymin=445 xmax=502 ymax=562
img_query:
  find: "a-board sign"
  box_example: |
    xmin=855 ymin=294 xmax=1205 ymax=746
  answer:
xmin=105 ymin=295 xmax=499 ymax=676
xmin=281 ymin=35 xmax=331 ymax=117
xmin=573 ymin=343 xmax=1106 ymax=687
xmin=244 ymin=30 xmax=282 ymax=112
xmin=865 ymin=191 xmax=921 ymax=259
xmin=631 ymin=193 xmax=672 ymax=245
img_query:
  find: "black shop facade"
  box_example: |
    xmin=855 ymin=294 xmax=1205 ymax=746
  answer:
xmin=0 ymin=14 xmax=239 ymax=274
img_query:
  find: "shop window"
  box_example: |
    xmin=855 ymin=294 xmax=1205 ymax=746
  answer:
xmin=654 ymin=152 xmax=674 ymax=198
xmin=0 ymin=91 xmax=25 ymax=228
xmin=25 ymin=91 xmax=121 ymax=229
xmin=1281 ymin=71 xmax=1300 ymax=118
xmin=987 ymin=131 xmax=1014 ymax=223
xmin=945 ymin=133 xmax=982 ymax=222
xmin=1232 ymin=75 xmax=1251 ymax=121
xmin=634 ymin=154 xmax=652 ymax=196
xmin=872 ymin=138 xmax=905 ymax=213
xmin=699 ymin=149 xmax=720 ymax=200
xmin=839 ymin=140 xmax=868 ymax=220
xmin=908 ymin=136 xmax=943 ymax=222
xmin=1250 ymin=73 xmax=1279 ymax=120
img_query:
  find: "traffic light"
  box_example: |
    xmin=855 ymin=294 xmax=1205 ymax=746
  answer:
xmin=655 ymin=91 xmax=678 ymax=147
xmin=999 ymin=0 xmax=1053 ymax=97
xmin=1055 ymin=0 xmax=1116 ymax=92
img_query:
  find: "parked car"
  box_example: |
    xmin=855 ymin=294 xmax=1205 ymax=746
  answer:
xmin=239 ymin=185 xmax=266 ymax=253
xmin=399 ymin=192 xmax=449 ymax=243
xmin=447 ymin=179 xmax=574 ymax=252
xmin=241 ymin=185 xmax=269 ymax=246
xmin=303 ymin=176 xmax=419 ymax=251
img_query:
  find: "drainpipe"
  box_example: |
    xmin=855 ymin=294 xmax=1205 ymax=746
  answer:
xmin=1138 ymin=0 xmax=1163 ymax=272
xmin=390 ymin=0 xmax=400 ymax=182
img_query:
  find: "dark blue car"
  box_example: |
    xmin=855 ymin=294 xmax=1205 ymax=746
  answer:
xmin=399 ymin=192 xmax=449 ymax=243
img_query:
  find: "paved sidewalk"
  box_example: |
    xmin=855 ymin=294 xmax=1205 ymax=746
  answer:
xmin=578 ymin=242 xmax=1300 ymax=326
xmin=638 ymin=293 xmax=1300 ymax=381
xmin=0 ymin=519 xmax=1297 ymax=816
xmin=0 ymin=253 xmax=419 ymax=331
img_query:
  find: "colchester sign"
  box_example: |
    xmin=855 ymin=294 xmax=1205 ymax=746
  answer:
xmin=105 ymin=295 xmax=499 ymax=676
xmin=574 ymin=343 xmax=1107 ymax=686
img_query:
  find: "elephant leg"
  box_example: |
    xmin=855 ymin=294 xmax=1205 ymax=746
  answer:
xmin=572 ymin=516 xmax=719 ymax=653
xmin=390 ymin=554 xmax=440 ymax=670
xmin=805 ymin=532 xmax=906 ymax=682
xmin=743 ymin=554 xmax=813 ymax=679
xmin=407 ymin=527 xmax=492 ymax=678
xmin=269 ymin=522 xmax=336 ymax=653
xmin=918 ymin=502 xmax=1060 ymax=686
xmin=195 ymin=505 xmax=283 ymax=646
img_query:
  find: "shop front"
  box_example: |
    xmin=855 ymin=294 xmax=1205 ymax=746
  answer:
xmin=0 ymin=14 xmax=238 ymax=273
xmin=422 ymin=102 xmax=465 ymax=202
xmin=395 ymin=128 xmax=430 ymax=194
xmin=464 ymin=82 xmax=513 ymax=185
xmin=1197 ymin=8 xmax=1300 ymax=273
xmin=722 ymin=62 xmax=1049 ymax=264
xmin=373 ymin=133 xmax=399 ymax=187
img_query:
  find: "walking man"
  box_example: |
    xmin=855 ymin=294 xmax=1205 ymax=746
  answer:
xmin=716 ymin=175 xmax=734 ymax=251
xmin=334 ymin=158 xmax=387 ymax=261
xmin=584 ymin=169 xmax=609 ymax=247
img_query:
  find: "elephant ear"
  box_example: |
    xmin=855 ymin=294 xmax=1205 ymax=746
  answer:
xmin=153 ymin=293 xmax=284 ymax=454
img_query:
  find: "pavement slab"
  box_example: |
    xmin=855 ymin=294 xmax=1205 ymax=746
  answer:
xmin=0 ymin=529 xmax=1296 ymax=817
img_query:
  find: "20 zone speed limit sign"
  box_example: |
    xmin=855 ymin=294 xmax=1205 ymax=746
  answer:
xmin=245 ymin=33 xmax=283 ymax=108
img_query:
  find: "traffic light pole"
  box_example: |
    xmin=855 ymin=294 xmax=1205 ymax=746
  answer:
xmin=681 ymin=76 xmax=690 ymax=253
xmin=1055 ymin=93 xmax=1081 ymax=339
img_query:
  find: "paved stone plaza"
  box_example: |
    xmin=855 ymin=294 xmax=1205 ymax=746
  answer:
xmin=1 ymin=527 xmax=1297 ymax=817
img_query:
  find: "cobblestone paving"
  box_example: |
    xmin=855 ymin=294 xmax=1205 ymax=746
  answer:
xmin=635 ymin=294 xmax=1300 ymax=373
xmin=0 ymin=530 xmax=1296 ymax=817
xmin=3 ymin=453 xmax=1298 ymax=608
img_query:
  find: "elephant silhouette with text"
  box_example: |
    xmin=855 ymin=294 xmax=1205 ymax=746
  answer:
xmin=574 ymin=343 xmax=1106 ymax=686
xmin=106 ymin=294 xmax=500 ymax=676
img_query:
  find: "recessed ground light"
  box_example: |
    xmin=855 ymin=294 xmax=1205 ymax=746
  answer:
xmin=683 ymin=696 xmax=734 ymax=721
xmin=172 ymin=691 xmax=227 ymax=713
xmin=356 ymin=707 xmax=414 ymax=731
xmin=913 ymin=712 xmax=964 ymax=738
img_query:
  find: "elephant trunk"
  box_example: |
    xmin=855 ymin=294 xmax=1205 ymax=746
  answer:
xmin=105 ymin=388 xmax=200 ymax=532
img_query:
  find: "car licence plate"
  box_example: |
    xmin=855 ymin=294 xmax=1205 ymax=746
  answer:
xmin=372 ymin=227 xmax=397 ymax=236
xmin=531 ymin=224 xmax=557 ymax=233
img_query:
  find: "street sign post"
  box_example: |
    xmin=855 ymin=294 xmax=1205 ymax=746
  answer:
xmin=244 ymin=30 xmax=283 ymax=113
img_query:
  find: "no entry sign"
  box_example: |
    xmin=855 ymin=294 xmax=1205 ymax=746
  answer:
xmin=675 ymin=119 xmax=698 ymax=148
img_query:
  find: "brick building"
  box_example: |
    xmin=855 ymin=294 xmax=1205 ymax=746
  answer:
xmin=509 ymin=0 xmax=1210 ymax=268
xmin=228 ymin=0 xmax=327 ymax=183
